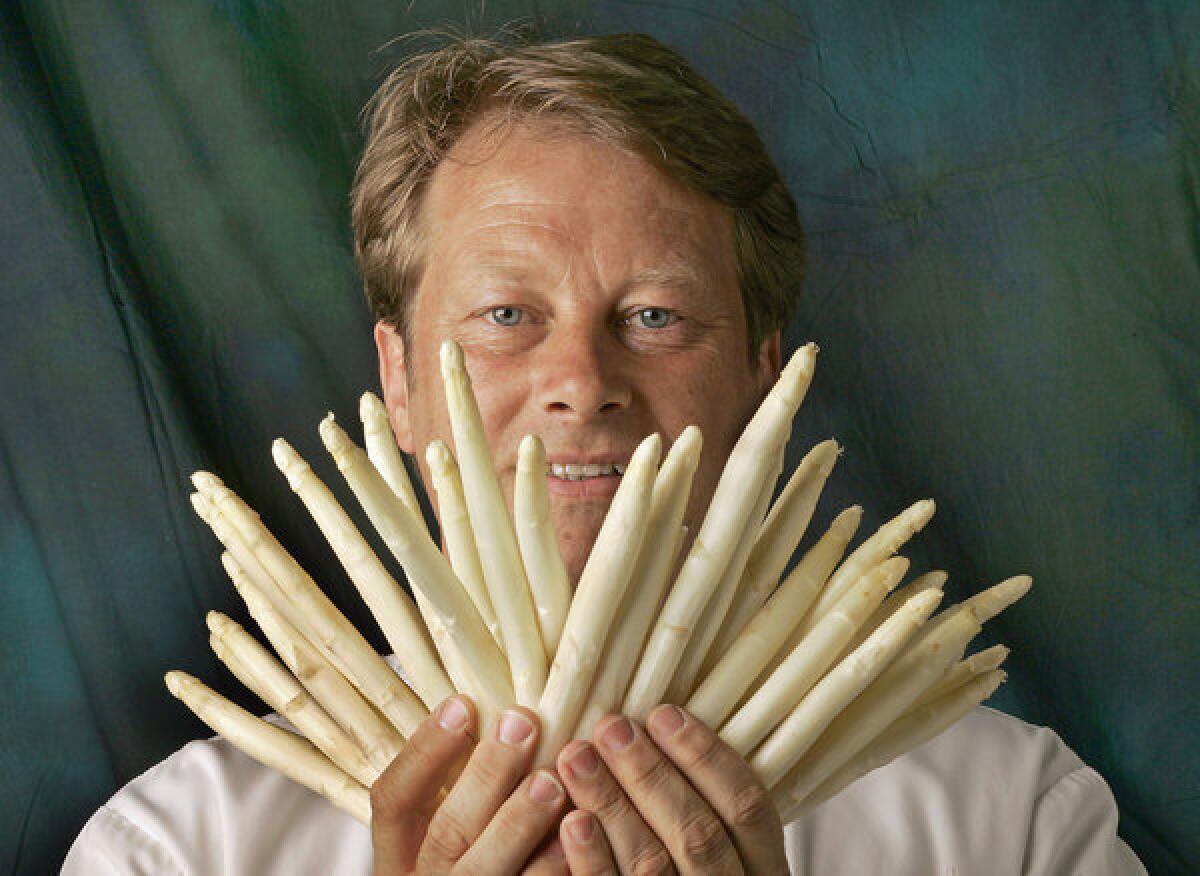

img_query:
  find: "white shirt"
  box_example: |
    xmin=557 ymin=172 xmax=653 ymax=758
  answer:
xmin=64 ymin=705 xmax=1144 ymax=875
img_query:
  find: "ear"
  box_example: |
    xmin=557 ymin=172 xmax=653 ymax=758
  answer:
xmin=374 ymin=320 xmax=415 ymax=454
xmin=754 ymin=329 xmax=783 ymax=397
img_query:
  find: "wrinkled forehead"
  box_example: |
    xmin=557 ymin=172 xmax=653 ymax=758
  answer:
xmin=420 ymin=117 xmax=736 ymax=287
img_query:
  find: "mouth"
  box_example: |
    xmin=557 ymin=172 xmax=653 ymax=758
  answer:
xmin=544 ymin=460 xmax=627 ymax=499
xmin=547 ymin=462 xmax=627 ymax=481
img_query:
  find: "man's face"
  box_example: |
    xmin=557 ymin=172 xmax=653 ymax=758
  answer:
xmin=376 ymin=118 xmax=780 ymax=585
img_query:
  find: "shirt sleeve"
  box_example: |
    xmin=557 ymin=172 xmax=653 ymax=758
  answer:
xmin=1022 ymin=764 xmax=1147 ymax=876
xmin=62 ymin=805 xmax=186 ymax=876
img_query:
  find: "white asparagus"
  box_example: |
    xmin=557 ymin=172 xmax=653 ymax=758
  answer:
xmin=222 ymin=553 xmax=402 ymax=776
xmin=360 ymin=391 xmax=422 ymax=517
xmin=784 ymin=669 xmax=1007 ymax=821
xmin=441 ymin=339 xmax=546 ymax=707
xmin=688 ymin=505 xmax=863 ymax=729
xmin=189 ymin=477 xmax=423 ymax=736
xmin=624 ymin=344 xmax=818 ymax=720
xmin=766 ymin=602 xmax=982 ymax=798
xmin=535 ymin=433 xmax=662 ymax=767
xmin=165 ymin=670 xmax=371 ymax=824
xmin=904 ymin=575 xmax=1033 ymax=660
xmin=910 ymin=644 xmax=1009 ymax=711
xmin=795 ymin=499 xmax=937 ymax=639
xmin=838 ymin=570 xmax=948 ymax=660
xmin=188 ymin=487 xmax=349 ymax=674
xmin=319 ymin=416 xmax=513 ymax=724
xmin=514 ymin=434 xmax=572 ymax=656
xmin=273 ymin=433 xmax=453 ymax=712
xmin=964 ymin=575 xmax=1033 ymax=623
xmin=720 ymin=557 xmax=911 ymax=755
xmin=707 ymin=439 xmax=841 ymax=668
xmin=207 ymin=611 xmax=376 ymax=786
xmin=666 ymin=462 xmax=778 ymax=705
xmin=574 ymin=428 xmax=702 ymax=739
xmin=425 ymin=439 xmax=502 ymax=649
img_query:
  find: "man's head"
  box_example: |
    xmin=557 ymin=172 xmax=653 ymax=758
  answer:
xmin=353 ymin=32 xmax=806 ymax=583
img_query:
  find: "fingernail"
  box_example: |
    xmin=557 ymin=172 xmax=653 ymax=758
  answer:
xmin=600 ymin=716 xmax=635 ymax=751
xmin=649 ymin=704 xmax=686 ymax=737
xmin=528 ymin=771 xmax=563 ymax=804
xmin=566 ymin=812 xmax=596 ymax=844
xmin=437 ymin=696 xmax=469 ymax=731
xmin=498 ymin=709 xmax=534 ymax=746
xmin=566 ymin=743 xmax=600 ymax=779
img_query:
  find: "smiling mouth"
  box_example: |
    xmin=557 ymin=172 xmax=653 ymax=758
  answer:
xmin=548 ymin=462 xmax=627 ymax=481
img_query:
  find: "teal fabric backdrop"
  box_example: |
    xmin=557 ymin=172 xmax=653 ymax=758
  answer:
xmin=1 ymin=2 xmax=1195 ymax=872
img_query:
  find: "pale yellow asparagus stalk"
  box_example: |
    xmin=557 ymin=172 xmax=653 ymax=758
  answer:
xmin=783 ymin=669 xmax=1007 ymax=821
xmin=273 ymin=434 xmax=452 ymax=713
xmin=795 ymin=499 xmax=937 ymax=639
xmin=360 ymin=391 xmax=422 ymax=517
xmin=707 ymin=440 xmax=841 ymax=668
xmin=903 ymin=575 xmax=1032 ymax=660
xmin=574 ymin=427 xmax=702 ymax=739
xmin=319 ymin=416 xmax=513 ymax=724
xmin=624 ymin=344 xmax=818 ymax=720
xmin=964 ymin=575 xmax=1033 ymax=623
xmin=766 ymin=603 xmax=982 ymax=799
xmin=207 ymin=611 xmax=376 ymax=786
xmin=910 ymin=644 xmax=1009 ymax=710
xmin=535 ymin=434 xmax=662 ymax=767
xmin=188 ymin=487 xmax=350 ymax=675
xmin=666 ymin=462 xmax=778 ymax=705
xmin=425 ymin=440 xmax=501 ymax=649
xmin=222 ymin=553 xmax=403 ymax=775
xmin=189 ymin=476 xmax=423 ymax=736
xmin=687 ymin=505 xmax=863 ymax=729
xmin=719 ymin=557 xmax=911 ymax=755
xmin=441 ymin=339 xmax=546 ymax=707
xmin=838 ymin=570 xmax=948 ymax=659
xmin=514 ymin=434 xmax=572 ymax=656
xmin=165 ymin=670 xmax=371 ymax=824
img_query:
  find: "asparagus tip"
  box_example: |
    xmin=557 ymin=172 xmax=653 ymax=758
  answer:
xmin=271 ymin=438 xmax=305 ymax=475
xmin=360 ymin=391 xmax=383 ymax=419
xmin=425 ymin=439 xmax=453 ymax=472
xmin=190 ymin=470 xmax=223 ymax=493
xmin=440 ymin=338 xmax=464 ymax=375
xmin=188 ymin=491 xmax=211 ymax=520
xmin=206 ymin=611 xmax=235 ymax=636
xmin=164 ymin=670 xmax=187 ymax=697
xmin=318 ymin=414 xmax=352 ymax=453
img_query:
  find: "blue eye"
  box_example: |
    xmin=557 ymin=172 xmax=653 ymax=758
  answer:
xmin=636 ymin=308 xmax=674 ymax=329
xmin=488 ymin=306 xmax=523 ymax=326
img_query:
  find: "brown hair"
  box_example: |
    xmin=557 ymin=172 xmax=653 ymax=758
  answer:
xmin=351 ymin=31 xmax=805 ymax=362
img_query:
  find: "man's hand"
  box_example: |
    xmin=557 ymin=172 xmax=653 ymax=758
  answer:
xmin=371 ymin=696 xmax=569 ymax=875
xmin=556 ymin=705 xmax=789 ymax=875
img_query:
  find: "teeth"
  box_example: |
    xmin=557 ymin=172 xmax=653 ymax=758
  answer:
xmin=549 ymin=462 xmax=624 ymax=481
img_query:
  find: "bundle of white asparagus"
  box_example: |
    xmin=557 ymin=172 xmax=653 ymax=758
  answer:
xmin=168 ymin=339 xmax=1031 ymax=827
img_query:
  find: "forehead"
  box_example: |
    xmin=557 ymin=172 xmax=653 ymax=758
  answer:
xmin=419 ymin=117 xmax=736 ymax=282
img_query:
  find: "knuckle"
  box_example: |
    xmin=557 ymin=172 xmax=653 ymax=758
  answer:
xmin=629 ymin=844 xmax=675 ymax=876
xmin=592 ymin=786 xmax=635 ymax=824
xmin=628 ymin=752 xmax=674 ymax=796
xmin=729 ymin=782 xmax=775 ymax=828
xmin=423 ymin=808 xmax=474 ymax=862
xmin=464 ymin=744 xmax=510 ymax=788
xmin=679 ymin=725 xmax=724 ymax=772
xmin=679 ymin=810 xmax=731 ymax=867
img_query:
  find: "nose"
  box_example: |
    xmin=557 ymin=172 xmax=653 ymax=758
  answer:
xmin=530 ymin=322 xmax=632 ymax=422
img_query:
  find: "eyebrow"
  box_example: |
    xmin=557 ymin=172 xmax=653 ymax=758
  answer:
xmin=622 ymin=264 xmax=709 ymax=293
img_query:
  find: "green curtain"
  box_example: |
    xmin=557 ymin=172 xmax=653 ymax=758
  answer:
xmin=1 ymin=2 xmax=1195 ymax=872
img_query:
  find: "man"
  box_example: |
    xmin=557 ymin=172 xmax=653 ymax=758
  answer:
xmin=65 ymin=32 xmax=1144 ymax=874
